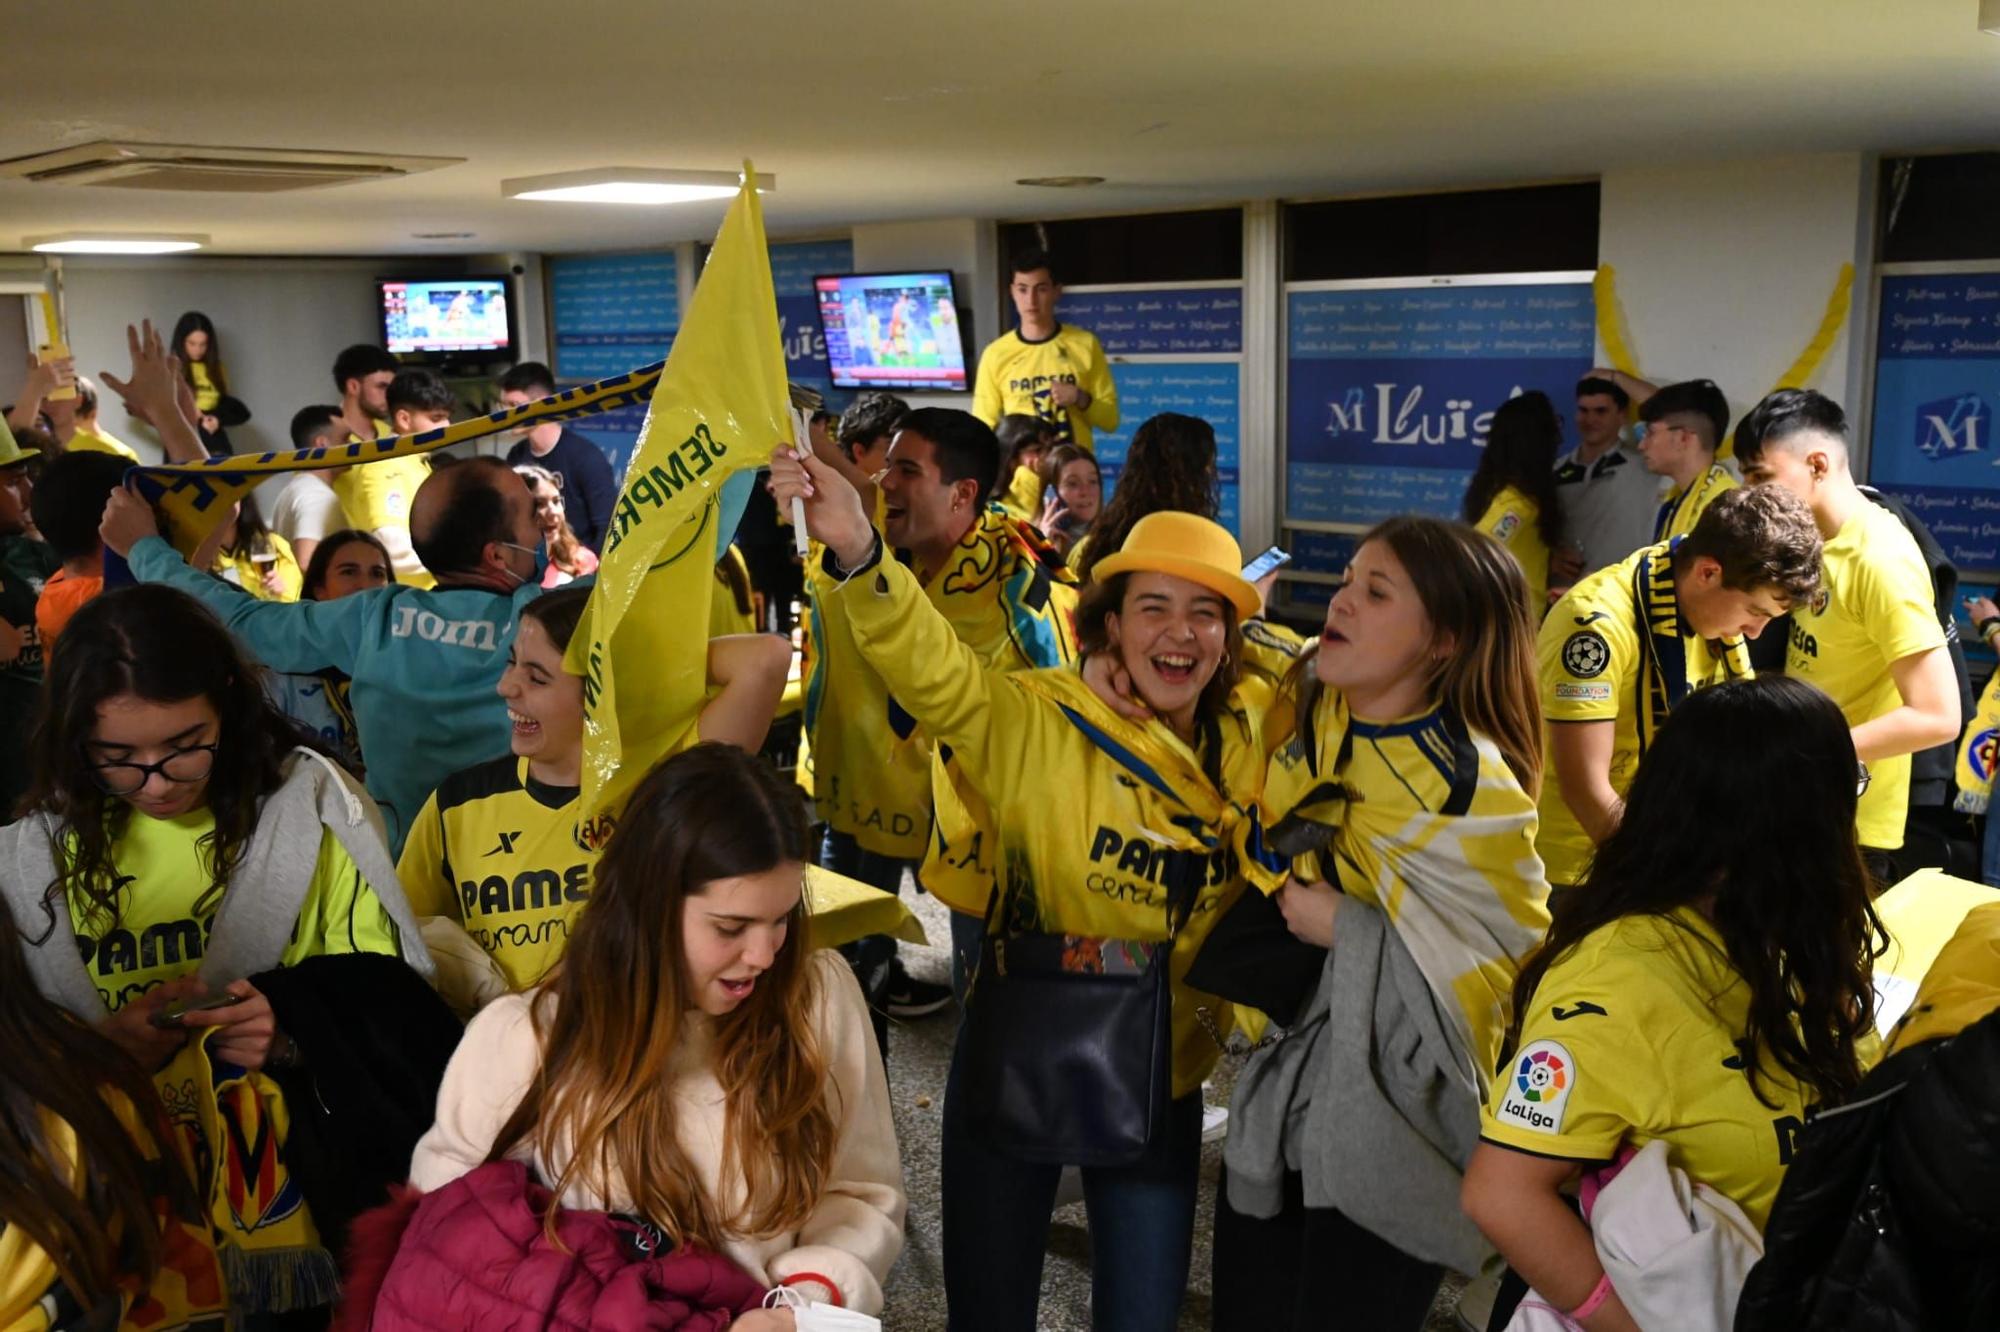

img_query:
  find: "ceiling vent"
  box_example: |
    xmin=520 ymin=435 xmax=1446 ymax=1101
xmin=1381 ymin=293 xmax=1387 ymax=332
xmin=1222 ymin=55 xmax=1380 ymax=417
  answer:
xmin=0 ymin=141 xmax=463 ymax=193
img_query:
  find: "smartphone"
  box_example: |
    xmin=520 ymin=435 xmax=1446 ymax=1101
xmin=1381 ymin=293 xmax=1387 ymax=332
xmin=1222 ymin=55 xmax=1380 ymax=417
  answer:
xmin=1241 ymin=546 xmax=1293 ymax=582
xmin=147 ymin=993 xmax=239 ymax=1029
xmin=37 ymin=343 xmax=77 ymax=401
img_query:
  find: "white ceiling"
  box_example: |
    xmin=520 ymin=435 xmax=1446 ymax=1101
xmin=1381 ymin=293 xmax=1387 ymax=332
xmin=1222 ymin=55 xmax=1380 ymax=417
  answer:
xmin=5 ymin=0 xmax=1998 ymax=257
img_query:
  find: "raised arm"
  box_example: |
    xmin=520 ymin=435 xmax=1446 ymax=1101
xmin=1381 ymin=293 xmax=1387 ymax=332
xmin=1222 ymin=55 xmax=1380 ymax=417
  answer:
xmin=696 ymin=632 xmax=792 ymax=752
xmin=103 ymin=487 xmax=367 ymax=675
xmin=767 ymin=444 xmax=1030 ymax=781
xmin=100 ymin=321 xmax=207 ymax=464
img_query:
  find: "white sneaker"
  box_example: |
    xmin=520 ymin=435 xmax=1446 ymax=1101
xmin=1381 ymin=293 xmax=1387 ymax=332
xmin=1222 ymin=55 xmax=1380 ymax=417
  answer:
xmin=1455 ymin=1268 xmax=1502 ymax=1332
xmin=1202 ymin=1103 xmax=1229 ymax=1143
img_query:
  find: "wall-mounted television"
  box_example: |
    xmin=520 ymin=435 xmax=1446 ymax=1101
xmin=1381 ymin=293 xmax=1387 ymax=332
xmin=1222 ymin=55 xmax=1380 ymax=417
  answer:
xmin=378 ymin=276 xmax=513 ymax=358
xmin=815 ymin=271 xmax=967 ymax=391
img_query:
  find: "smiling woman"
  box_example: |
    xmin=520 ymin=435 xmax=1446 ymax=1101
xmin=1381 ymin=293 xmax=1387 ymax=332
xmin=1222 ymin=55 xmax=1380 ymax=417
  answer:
xmin=399 ymin=743 xmax=906 ymax=1320
xmin=0 ymin=583 xmax=432 ymax=1317
xmin=769 ymin=441 xmax=1279 ymax=1330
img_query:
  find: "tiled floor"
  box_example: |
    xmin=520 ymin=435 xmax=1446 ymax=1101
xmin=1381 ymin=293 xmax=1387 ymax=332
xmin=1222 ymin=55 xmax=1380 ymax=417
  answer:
xmin=877 ymin=887 xmax=1471 ymax=1331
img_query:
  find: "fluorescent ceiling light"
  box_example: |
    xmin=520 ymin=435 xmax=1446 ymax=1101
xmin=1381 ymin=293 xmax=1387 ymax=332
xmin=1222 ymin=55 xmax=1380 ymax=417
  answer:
xmin=27 ymin=232 xmax=207 ymax=254
xmin=502 ymin=167 xmax=774 ymax=205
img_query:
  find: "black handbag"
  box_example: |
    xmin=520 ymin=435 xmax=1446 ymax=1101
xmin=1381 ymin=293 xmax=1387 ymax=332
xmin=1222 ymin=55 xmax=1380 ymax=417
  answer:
xmin=956 ymin=868 xmax=1194 ymax=1168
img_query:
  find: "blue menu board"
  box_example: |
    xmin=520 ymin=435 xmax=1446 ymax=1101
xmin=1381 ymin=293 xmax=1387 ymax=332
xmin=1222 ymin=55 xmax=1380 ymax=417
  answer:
xmin=1095 ymin=361 xmax=1241 ymax=537
xmin=1285 ymin=282 xmax=1594 ymax=527
xmin=548 ymin=252 xmax=681 ymax=477
xmin=1868 ymin=271 xmax=2000 ymax=572
xmin=771 ymin=238 xmax=854 ymax=409
xmin=1056 ymin=287 xmax=1243 ymax=356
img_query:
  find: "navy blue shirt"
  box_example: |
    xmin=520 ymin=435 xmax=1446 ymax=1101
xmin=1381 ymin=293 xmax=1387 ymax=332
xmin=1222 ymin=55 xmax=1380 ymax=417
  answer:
xmin=507 ymin=427 xmax=618 ymax=554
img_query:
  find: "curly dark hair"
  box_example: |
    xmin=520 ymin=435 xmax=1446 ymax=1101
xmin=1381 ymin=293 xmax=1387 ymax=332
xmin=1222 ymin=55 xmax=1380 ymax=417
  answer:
xmin=1672 ymin=484 xmax=1823 ymax=608
xmin=1504 ymin=675 xmax=1884 ymax=1108
xmin=1074 ymin=413 xmax=1218 ymax=582
xmin=1462 ymin=391 xmax=1563 ymax=550
xmin=20 ymin=585 xmax=301 ymax=929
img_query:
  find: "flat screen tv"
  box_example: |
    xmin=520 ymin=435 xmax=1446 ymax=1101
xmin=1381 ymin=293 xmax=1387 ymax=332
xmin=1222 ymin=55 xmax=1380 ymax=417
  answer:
xmin=815 ymin=271 xmax=967 ymax=391
xmin=379 ymin=276 xmax=513 ymax=357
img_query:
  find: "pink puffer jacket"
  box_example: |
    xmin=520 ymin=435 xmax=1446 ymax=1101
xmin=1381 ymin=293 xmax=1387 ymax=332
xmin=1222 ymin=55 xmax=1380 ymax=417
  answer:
xmin=337 ymin=1161 xmax=767 ymax=1331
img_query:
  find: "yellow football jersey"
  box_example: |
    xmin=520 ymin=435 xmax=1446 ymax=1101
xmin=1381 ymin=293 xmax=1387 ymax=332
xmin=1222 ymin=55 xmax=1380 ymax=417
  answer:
xmin=1536 ymin=542 xmax=1751 ymax=885
xmin=1786 ymin=502 xmax=1944 ymax=851
xmin=398 ymin=754 xmax=594 ymax=990
xmin=1483 ymin=908 xmax=1812 ymax=1229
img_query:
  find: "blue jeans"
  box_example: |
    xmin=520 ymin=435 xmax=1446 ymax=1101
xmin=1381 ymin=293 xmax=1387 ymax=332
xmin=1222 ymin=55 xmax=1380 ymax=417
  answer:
xmin=941 ymin=1040 xmax=1202 ymax=1332
xmin=947 ymin=908 xmax=985 ymax=1006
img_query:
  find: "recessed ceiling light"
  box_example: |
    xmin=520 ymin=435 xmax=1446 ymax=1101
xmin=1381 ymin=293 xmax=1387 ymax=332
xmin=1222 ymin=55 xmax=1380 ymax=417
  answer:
xmin=26 ymin=231 xmax=207 ymax=254
xmin=501 ymin=167 xmax=774 ymax=205
xmin=1016 ymin=175 xmax=1105 ymax=188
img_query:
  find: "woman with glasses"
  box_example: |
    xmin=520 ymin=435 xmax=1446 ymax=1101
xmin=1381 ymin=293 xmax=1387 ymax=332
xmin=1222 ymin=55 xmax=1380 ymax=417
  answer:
xmin=0 ymin=582 xmax=430 ymax=1317
xmin=1462 ymin=675 xmax=1884 ymax=1330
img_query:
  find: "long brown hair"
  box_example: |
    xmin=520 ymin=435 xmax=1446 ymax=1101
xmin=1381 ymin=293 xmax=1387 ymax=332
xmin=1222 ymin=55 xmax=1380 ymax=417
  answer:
xmin=490 ymin=743 xmax=835 ymax=1249
xmin=1074 ymin=414 xmax=1217 ymax=582
xmin=1504 ymin=677 xmax=1882 ymax=1106
xmin=1292 ymin=517 xmax=1542 ymax=796
xmin=514 ymin=463 xmax=589 ymax=576
xmin=21 ymin=585 xmax=296 ymax=926
xmin=0 ymin=907 xmax=198 ymax=1305
xmin=1075 ymin=571 xmax=1243 ymax=784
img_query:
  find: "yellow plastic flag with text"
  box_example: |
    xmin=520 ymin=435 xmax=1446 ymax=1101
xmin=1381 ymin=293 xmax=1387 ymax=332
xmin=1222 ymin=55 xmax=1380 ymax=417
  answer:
xmin=567 ymin=168 xmax=790 ymax=848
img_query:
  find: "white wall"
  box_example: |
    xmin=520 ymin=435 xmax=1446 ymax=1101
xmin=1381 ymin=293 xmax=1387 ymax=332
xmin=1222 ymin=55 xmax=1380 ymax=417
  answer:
xmin=1596 ymin=153 xmax=1869 ymax=437
xmin=849 ymin=218 xmax=998 ymax=409
xmin=55 ymin=256 xmax=410 ymax=462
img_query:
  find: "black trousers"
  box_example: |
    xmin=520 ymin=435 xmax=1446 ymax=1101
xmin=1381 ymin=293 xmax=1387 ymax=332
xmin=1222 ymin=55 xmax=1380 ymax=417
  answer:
xmin=1211 ymin=1164 xmax=1444 ymax=1331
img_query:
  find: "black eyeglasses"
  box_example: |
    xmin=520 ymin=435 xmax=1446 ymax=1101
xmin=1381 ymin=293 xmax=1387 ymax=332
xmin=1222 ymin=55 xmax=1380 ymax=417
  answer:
xmin=88 ymin=744 xmax=218 ymax=796
xmin=1856 ymin=760 xmax=1872 ymax=798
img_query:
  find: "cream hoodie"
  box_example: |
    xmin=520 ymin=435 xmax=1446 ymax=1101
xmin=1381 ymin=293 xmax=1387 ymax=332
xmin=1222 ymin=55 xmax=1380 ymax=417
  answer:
xmin=409 ymin=949 xmax=906 ymax=1313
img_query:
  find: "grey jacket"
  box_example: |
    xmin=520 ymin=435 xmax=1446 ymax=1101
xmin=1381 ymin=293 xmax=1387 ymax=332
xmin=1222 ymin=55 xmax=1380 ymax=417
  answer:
xmin=1223 ymin=895 xmax=1493 ymax=1275
xmin=0 ymin=748 xmax=433 ymax=1021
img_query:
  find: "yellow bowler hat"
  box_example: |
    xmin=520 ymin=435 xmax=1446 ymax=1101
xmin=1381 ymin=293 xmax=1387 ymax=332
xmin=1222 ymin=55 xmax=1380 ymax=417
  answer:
xmin=1091 ymin=510 xmax=1262 ymax=619
xmin=0 ymin=416 xmax=38 ymax=468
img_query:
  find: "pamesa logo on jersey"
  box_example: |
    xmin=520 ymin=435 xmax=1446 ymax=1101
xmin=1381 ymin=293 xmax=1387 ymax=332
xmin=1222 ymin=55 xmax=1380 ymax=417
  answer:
xmin=1914 ymin=391 xmax=1991 ymax=462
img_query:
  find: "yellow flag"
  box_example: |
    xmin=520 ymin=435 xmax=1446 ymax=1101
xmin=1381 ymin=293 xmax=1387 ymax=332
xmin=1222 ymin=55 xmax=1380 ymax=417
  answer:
xmin=567 ymin=167 xmax=790 ymax=848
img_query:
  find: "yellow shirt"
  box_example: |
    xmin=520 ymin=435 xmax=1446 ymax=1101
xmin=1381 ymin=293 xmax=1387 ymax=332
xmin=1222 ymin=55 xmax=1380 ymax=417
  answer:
xmin=213 ymin=530 xmax=303 ymax=602
xmin=333 ymin=422 xmax=436 ymax=590
xmin=188 ymin=360 xmax=222 ymax=414
xmin=807 ymin=509 xmax=1077 ymax=858
xmin=1787 ymin=502 xmax=1945 ymax=851
xmin=822 ymin=550 xmax=1260 ymax=1094
xmin=1536 ymin=542 xmax=1751 ymax=886
xmin=68 ymin=807 xmax=394 ymax=1013
xmin=1482 ymin=908 xmax=1811 ymax=1229
xmin=999 ymin=463 xmax=1044 ymax=523
xmin=971 ymin=325 xmax=1119 ymax=451
xmin=1474 ymin=484 xmax=1550 ymax=614
xmin=398 ymin=755 xmax=592 ymax=991
xmin=65 ymin=425 xmax=140 ymax=462
xmin=1654 ymin=463 xmax=1737 ymax=544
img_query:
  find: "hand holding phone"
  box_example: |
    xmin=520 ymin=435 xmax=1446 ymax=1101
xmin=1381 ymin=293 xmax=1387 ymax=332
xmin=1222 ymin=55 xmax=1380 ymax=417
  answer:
xmin=147 ymin=991 xmax=239 ymax=1029
xmin=1241 ymin=546 xmax=1292 ymax=582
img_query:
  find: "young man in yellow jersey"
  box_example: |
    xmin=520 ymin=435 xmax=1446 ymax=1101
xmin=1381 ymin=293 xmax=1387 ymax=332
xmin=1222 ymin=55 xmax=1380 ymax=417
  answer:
xmin=807 ymin=406 xmax=1076 ymax=1031
xmin=1638 ymin=377 xmax=1736 ymax=542
xmin=1537 ymin=486 xmax=1822 ymax=888
xmin=329 ymin=344 xmax=436 ymax=588
xmin=972 ymin=249 xmax=1119 ymax=451
xmin=1737 ymin=388 xmax=1961 ymax=877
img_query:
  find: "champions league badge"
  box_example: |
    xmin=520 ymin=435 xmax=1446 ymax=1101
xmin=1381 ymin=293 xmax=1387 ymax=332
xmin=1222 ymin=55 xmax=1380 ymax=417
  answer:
xmin=1561 ymin=631 xmax=1610 ymax=679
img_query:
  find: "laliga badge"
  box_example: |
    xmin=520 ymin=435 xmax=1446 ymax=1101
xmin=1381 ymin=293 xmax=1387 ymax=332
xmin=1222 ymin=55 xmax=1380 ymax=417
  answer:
xmin=1497 ymin=1038 xmax=1575 ymax=1135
